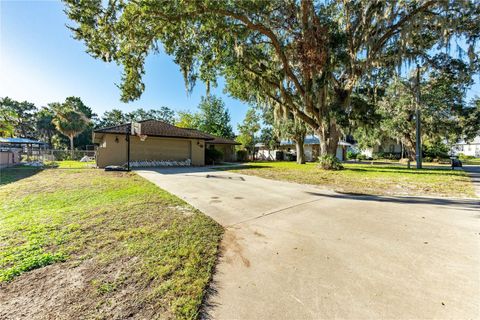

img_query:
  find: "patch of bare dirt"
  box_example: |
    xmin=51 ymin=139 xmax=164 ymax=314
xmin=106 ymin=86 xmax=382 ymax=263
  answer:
xmin=221 ymin=230 xmax=250 ymax=268
xmin=0 ymin=257 xmax=165 ymax=320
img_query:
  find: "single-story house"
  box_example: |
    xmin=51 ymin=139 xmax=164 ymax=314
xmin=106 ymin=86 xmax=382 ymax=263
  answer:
xmin=0 ymin=149 xmax=20 ymax=168
xmin=93 ymin=120 xmax=239 ymax=168
xmin=0 ymin=137 xmax=47 ymax=165
xmin=256 ymin=135 xmax=353 ymax=162
xmin=358 ymin=138 xmax=403 ymax=158
xmin=451 ymin=136 xmax=480 ymax=158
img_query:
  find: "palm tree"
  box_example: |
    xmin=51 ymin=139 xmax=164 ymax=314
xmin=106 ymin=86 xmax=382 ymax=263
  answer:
xmin=51 ymin=103 xmax=89 ymax=157
xmin=36 ymin=107 xmax=56 ymax=147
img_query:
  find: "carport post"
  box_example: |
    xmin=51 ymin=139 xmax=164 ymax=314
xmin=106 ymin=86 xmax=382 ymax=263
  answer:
xmin=126 ymin=124 xmax=131 ymax=171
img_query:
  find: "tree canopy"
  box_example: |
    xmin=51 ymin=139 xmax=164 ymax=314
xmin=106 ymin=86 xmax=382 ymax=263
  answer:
xmin=353 ymin=56 xmax=479 ymax=159
xmin=0 ymin=97 xmax=36 ymax=138
xmin=174 ymin=95 xmax=234 ymax=138
xmin=51 ymin=97 xmax=92 ymax=151
xmin=196 ymin=95 xmax=234 ymax=138
xmin=64 ymin=0 xmax=480 ymax=158
xmin=96 ymin=106 xmax=176 ymax=128
xmin=236 ymin=107 xmax=260 ymax=156
xmin=175 ymin=111 xmax=201 ymax=129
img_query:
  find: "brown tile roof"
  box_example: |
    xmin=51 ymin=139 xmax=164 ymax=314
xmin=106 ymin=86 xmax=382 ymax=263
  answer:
xmin=94 ymin=120 xmax=214 ymax=140
xmin=203 ymin=134 xmax=241 ymax=145
xmin=181 ymin=129 xmax=240 ymax=145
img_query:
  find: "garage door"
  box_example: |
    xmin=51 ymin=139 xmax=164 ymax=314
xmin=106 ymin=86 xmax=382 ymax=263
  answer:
xmin=131 ymin=137 xmax=191 ymax=161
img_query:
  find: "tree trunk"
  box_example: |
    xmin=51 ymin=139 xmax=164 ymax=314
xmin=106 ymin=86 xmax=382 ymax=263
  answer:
xmin=294 ymin=137 xmax=305 ymax=164
xmin=316 ymin=122 xmax=340 ymax=158
xmin=69 ymin=135 xmax=74 ymax=159
xmin=403 ymin=136 xmax=416 ymax=161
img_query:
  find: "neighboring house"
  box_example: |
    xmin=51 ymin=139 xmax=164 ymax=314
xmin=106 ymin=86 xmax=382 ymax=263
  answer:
xmin=358 ymin=138 xmax=403 ymax=159
xmin=0 ymin=149 xmax=20 ymax=168
xmin=256 ymin=135 xmax=353 ymax=161
xmin=93 ymin=120 xmax=239 ymax=168
xmin=451 ymin=136 xmax=480 ymax=158
xmin=0 ymin=137 xmax=47 ymax=165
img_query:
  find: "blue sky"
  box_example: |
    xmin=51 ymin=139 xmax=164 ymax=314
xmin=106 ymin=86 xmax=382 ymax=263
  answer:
xmin=0 ymin=0 xmax=250 ymax=130
xmin=1 ymin=1 xmax=479 ymax=131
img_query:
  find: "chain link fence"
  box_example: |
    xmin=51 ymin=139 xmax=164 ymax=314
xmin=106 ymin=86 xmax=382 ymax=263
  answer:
xmin=39 ymin=149 xmax=96 ymax=162
xmin=1 ymin=147 xmax=96 ymax=168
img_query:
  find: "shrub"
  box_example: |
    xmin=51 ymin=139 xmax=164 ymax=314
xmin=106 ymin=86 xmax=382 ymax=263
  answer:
xmin=205 ymin=148 xmax=223 ymax=164
xmin=373 ymin=152 xmax=401 ymax=160
xmin=346 ymin=150 xmax=358 ymax=160
xmin=275 ymin=150 xmax=284 ymax=160
xmin=423 ymin=141 xmax=450 ymax=159
xmin=236 ymin=150 xmax=248 ymax=162
xmin=318 ymin=155 xmax=343 ymax=170
xmin=285 ymin=153 xmax=297 ymax=161
xmin=357 ymin=154 xmax=367 ymax=161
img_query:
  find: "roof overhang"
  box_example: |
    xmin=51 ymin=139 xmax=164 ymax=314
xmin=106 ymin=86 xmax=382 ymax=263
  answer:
xmin=93 ymin=131 xmax=213 ymax=141
xmin=206 ymin=141 xmax=241 ymax=145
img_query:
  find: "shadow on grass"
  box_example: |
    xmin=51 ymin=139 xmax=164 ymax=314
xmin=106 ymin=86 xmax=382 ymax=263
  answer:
xmin=220 ymin=163 xmax=461 ymax=177
xmin=215 ymin=165 xmax=273 ymax=171
xmin=0 ymin=166 xmax=42 ymax=186
xmin=345 ymin=167 xmax=461 ymax=176
xmin=306 ymin=191 xmax=479 ymax=210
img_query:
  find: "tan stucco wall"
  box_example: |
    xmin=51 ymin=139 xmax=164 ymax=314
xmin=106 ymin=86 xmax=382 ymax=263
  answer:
xmin=0 ymin=151 xmax=11 ymax=166
xmin=0 ymin=150 xmax=20 ymax=168
xmin=190 ymin=139 xmax=206 ymax=166
xmin=95 ymin=133 xmax=206 ymax=168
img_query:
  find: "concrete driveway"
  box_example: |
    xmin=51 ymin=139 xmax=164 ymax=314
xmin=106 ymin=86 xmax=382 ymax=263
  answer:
xmin=136 ymin=167 xmax=480 ymax=319
xmin=464 ymin=165 xmax=480 ymax=197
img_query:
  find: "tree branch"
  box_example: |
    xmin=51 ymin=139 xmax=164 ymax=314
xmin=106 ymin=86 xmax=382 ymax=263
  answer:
xmin=369 ymin=1 xmax=436 ymax=59
xmin=213 ymin=8 xmax=306 ymax=97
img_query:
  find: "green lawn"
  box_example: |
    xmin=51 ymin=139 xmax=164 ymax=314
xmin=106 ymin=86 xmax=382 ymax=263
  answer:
xmin=45 ymin=160 xmax=96 ymax=168
xmin=221 ymin=161 xmax=476 ymax=198
xmin=0 ymin=165 xmax=222 ymax=319
xmin=463 ymin=158 xmax=480 ymax=165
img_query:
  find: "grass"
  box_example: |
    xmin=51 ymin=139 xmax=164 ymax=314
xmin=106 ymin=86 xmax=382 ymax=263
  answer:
xmin=0 ymin=166 xmax=42 ymax=186
xmin=220 ymin=161 xmax=476 ymax=198
xmin=0 ymin=164 xmax=222 ymax=319
xmin=462 ymin=158 xmax=480 ymax=165
xmin=0 ymin=161 xmax=95 ymax=186
xmin=45 ymin=160 xmax=96 ymax=168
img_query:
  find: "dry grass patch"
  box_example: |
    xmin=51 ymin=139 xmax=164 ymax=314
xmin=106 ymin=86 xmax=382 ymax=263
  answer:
xmin=0 ymin=167 xmax=222 ymax=319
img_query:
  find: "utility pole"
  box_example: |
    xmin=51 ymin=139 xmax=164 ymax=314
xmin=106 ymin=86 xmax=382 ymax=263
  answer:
xmin=126 ymin=124 xmax=131 ymax=171
xmin=415 ymin=64 xmax=422 ymax=169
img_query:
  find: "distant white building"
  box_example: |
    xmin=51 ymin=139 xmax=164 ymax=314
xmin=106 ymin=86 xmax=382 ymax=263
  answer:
xmin=451 ymin=136 xmax=480 ymax=158
xmin=255 ymin=135 xmax=353 ymax=162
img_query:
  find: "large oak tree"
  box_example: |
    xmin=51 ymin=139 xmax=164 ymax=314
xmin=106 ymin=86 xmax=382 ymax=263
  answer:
xmin=64 ymin=0 xmax=479 ymax=157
